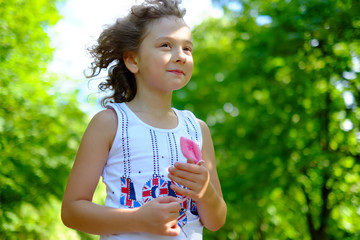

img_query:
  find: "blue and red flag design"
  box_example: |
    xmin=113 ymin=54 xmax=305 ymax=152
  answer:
xmin=120 ymin=177 xmax=141 ymax=208
xmin=142 ymin=177 xmax=169 ymax=203
xmin=190 ymin=199 xmax=198 ymax=215
xmin=177 ymin=211 xmax=187 ymax=228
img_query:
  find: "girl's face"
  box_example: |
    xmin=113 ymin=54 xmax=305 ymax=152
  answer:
xmin=131 ymin=16 xmax=194 ymax=94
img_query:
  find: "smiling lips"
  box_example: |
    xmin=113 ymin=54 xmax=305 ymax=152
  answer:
xmin=168 ymin=69 xmax=185 ymax=75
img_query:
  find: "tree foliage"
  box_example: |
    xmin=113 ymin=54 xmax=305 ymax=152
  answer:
xmin=2 ymin=0 xmax=360 ymax=239
xmin=173 ymin=0 xmax=360 ymax=239
xmin=0 ymin=0 xmax=87 ymax=238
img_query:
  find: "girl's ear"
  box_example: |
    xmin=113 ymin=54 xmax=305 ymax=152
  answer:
xmin=123 ymin=51 xmax=139 ymax=74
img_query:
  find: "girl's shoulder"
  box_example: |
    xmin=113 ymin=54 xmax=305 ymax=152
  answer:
xmin=197 ymin=118 xmax=208 ymax=130
xmin=91 ymin=108 xmax=117 ymax=127
xmin=86 ymin=109 xmax=117 ymax=147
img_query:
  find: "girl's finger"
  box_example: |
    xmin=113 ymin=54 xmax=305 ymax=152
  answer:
xmin=156 ymin=196 xmax=182 ymax=204
xmin=168 ymin=173 xmax=198 ymax=188
xmin=168 ymin=168 xmax=198 ymax=183
xmin=166 ymin=202 xmax=182 ymax=214
xmin=186 ymin=158 xmax=195 ymax=164
xmin=170 ymin=184 xmax=195 ymax=199
xmin=165 ymin=222 xmax=181 ymax=236
xmin=173 ymin=162 xmax=202 ymax=174
xmin=197 ymin=160 xmax=205 ymax=165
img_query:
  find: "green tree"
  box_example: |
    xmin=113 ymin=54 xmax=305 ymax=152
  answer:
xmin=0 ymin=0 xmax=88 ymax=238
xmin=173 ymin=0 xmax=360 ymax=239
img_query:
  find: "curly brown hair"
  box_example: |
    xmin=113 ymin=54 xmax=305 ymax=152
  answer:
xmin=86 ymin=0 xmax=186 ymax=107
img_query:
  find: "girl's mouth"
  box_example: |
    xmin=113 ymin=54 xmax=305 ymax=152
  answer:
xmin=168 ymin=70 xmax=185 ymax=75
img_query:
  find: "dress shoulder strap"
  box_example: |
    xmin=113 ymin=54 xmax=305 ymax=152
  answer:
xmin=176 ymin=109 xmax=203 ymax=149
xmin=105 ymin=102 xmax=129 ymax=156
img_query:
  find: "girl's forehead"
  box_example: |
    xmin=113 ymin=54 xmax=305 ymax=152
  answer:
xmin=145 ymin=16 xmax=191 ymax=39
xmin=150 ymin=15 xmax=188 ymax=26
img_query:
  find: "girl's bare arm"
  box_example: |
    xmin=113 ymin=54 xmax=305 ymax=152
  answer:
xmin=168 ymin=120 xmax=227 ymax=231
xmin=196 ymin=120 xmax=227 ymax=230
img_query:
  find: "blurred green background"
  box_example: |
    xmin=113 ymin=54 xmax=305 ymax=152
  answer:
xmin=1 ymin=0 xmax=359 ymax=239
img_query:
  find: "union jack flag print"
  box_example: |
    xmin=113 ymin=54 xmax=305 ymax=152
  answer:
xmin=177 ymin=210 xmax=187 ymax=227
xmin=169 ymin=180 xmax=188 ymax=210
xmin=142 ymin=177 xmax=169 ymax=203
xmin=120 ymin=177 xmax=141 ymax=208
xmin=190 ymin=198 xmax=198 ymax=215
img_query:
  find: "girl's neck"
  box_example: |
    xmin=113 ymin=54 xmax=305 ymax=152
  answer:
xmin=126 ymin=92 xmax=178 ymax=129
xmin=126 ymin=91 xmax=173 ymax=116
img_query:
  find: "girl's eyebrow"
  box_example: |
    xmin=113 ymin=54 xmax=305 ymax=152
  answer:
xmin=156 ymin=36 xmax=193 ymax=47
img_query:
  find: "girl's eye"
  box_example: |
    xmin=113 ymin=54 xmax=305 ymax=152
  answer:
xmin=184 ymin=47 xmax=193 ymax=53
xmin=161 ymin=43 xmax=170 ymax=48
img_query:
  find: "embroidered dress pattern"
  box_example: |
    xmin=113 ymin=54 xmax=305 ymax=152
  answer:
xmin=184 ymin=117 xmax=199 ymax=142
xmin=167 ymin=132 xmax=189 ymax=227
xmin=120 ymin=178 xmax=141 ymax=208
xmin=142 ymin=130 xmax=169 ymax=202
xmin=143 ymin=177 xmax=169 ymax=202
xmin=190 ymin=199 xmax=199 ymax=216
xmin=116 ymin=105 xmax=142 ymax=208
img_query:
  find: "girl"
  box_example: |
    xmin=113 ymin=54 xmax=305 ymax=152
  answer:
xmin=61 ymin=0 xmax=227 ymax=239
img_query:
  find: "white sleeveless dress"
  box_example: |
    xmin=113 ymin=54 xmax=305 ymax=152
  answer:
xmin=100 ymin=102 xmax=203 ymax=240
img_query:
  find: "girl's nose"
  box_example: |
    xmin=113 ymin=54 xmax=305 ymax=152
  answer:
xmin=173 ymin=48 xmax=186 ymax=64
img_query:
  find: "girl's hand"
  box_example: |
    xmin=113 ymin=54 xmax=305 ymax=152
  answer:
xmin=168 ymin=159 xmax=210 ymax=201
xmin=135 ymin=196 xmax=182 ymax=236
